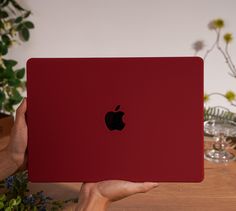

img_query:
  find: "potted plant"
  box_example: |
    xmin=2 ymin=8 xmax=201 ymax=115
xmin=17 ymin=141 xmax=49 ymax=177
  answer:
xmin=0 ymin=0 xmax=34 ymax=138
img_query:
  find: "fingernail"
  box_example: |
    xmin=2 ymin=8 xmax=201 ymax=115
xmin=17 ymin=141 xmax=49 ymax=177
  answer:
xmin=152 ymin=182 xmax=159 ymax=187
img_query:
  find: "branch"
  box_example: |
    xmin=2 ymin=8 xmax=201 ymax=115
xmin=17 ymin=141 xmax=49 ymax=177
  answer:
xmin=225 ymin=43 xmax=236 ymax=74
xmin=208 ymin=92 xmax=236 ymax=107
xmin=203 ymin=30 xmax=218 ymax=60
xmin=215 ymin=30 xmax=236 ymax=77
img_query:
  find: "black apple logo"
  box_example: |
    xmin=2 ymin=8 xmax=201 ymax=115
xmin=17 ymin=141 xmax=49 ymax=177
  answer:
xmin=105 ymin=105 xmax=125 ymax=131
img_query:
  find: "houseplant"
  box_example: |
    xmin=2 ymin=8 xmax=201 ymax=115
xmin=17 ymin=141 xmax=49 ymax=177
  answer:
xmin=0 ymin=0 xmax=34 ymax=137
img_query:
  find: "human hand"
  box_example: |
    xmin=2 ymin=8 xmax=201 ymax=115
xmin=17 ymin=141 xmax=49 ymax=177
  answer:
xmin=76 ymin=180 xmax=159 ymax=211
xmin=6 ymin=98 xmax=28 ymax=169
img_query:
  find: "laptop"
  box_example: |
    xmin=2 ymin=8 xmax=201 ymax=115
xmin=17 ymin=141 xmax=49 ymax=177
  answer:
xmin=27 ymin=57 xmax=204 ymax=182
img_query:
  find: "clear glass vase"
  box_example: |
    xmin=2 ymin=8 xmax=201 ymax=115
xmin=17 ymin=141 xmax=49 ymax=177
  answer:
xmin=204 ymin=119 xmax=236 ymax=163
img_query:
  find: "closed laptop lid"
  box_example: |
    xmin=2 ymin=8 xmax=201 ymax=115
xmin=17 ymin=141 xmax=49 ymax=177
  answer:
xmin=27 ymin=57 xmax=204 ymax=182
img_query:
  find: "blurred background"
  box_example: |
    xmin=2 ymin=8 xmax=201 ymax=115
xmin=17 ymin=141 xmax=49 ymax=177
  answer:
xmin=6 ymin=0 xmax=236 ymax=112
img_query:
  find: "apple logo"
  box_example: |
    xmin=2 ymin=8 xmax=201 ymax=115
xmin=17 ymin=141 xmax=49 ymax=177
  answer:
xmin=105 ymin=105 xmax=125 ymax=131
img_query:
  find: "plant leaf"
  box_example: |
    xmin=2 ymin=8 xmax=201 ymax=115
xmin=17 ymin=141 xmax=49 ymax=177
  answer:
xmin=0 ymin=0 xmax=10 ymax=7
xmin=0 ymin=20 xmax=4 ymax=28
xmin=3 ymin=59 xmax=18 ymax=68
xmin=16 ymin=68 xmax=25 ymax=79
xmin=10 ymin=88 xmax=23 ymax=104
xmin=15 ymin=196 xmax=21 ymax=205
xmin=5 ymin=207 xmax=11 ymax=211
xmin=9 ymin=198 xmax=17 ymax=207
xmin=0 ymin=10 xmax=8 ymax=18
xmin=0 ymin=91 xmax=6 ymax=105
xmin=15 ymin=16 xmax=23 ymax=23
xmin=24 ymin=21 xmax=34 ymax=29
xmin=8 ymin=78 xmax=21 ymax=87
xmin=23 ymin=11 xmax=31 ymax=18
xmin=0 ymin=194 xmax=6 ymax=201
xmin=2 ymin=34 xmax=11 ymax=46
xmin=11 ymin=0 xmax=26 ymax=11
xmin=4 ymin=68 xmax=15 ymax=79
xmin=0 ymin=41 xmax=8 ymax=55
xmin=16 ymin=23 xmax=24 ymax=31
xmin=20 ymin=27 xmax=30 ymax=41
xmin=0 ymin=201 xmax=4 ymax=209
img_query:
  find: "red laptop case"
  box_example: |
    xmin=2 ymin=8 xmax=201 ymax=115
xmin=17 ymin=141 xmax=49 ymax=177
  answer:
xmin=27 ymin=57 xmax=204 ymax=182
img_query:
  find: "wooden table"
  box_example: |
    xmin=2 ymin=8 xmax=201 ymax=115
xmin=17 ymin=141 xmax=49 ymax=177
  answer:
xmin=1 ymin=136 xmax=236 ymax=210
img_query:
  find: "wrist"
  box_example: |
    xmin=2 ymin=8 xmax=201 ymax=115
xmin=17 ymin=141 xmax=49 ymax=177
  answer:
xmin=4 ymin=147 xmax=25 ymax=170
xmin=0 ymin=149 xmax=19 ymax=180
xmin=77 ymin=185 xmax=110 ymax=211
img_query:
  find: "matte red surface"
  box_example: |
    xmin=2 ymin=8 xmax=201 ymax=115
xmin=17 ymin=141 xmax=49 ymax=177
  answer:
xmin=27 ymin=57 xmax=204 ymax=182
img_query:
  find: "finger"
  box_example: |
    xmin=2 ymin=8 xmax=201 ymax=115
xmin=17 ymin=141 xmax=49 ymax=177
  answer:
xmin=127 ymin=182 xmax=159 ymax=194
xmin=15 ymin=98 xmax=27 ymax=125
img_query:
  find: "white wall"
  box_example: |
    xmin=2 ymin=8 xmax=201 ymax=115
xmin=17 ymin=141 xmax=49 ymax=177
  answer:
xmin=8 ymin=0 xmax=236 ymax=112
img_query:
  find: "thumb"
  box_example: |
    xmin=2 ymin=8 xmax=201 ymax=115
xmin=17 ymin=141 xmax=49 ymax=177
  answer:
xmin=133 ymin=182 xmax=159 ymax=194
xmin=15 ymin=98 xmax=27 ymax=126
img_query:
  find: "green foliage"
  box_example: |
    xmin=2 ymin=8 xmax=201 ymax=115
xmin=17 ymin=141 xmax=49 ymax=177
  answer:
xmin=204 ymin=107 xmax=235 ymax=122
xmin=0 ymin=0 xmax=34 ymax=114
xmin=0 ymin=171 xmax=78 ymax=210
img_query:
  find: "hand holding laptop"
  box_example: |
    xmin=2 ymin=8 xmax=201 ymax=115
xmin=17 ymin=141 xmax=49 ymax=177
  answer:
xmin=0 ymin=99 xmax=159 ymax=210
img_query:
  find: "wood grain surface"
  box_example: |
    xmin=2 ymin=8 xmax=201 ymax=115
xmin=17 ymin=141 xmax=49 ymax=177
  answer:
xmin=1 ymin=136 xmax=236 ymax=210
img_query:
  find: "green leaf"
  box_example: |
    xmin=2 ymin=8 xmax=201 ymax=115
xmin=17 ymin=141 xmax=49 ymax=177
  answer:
xmin=4 ymin=68 xmax=15 ymax=79
xmin=4 ymin=101 xmax=14 ymax=112
xmin=8 ymin=78 xmax=21 ymax=87
xmin=15 ymin=196 xmax=21 ymax=205
xmin=11 ymin=0 xmax=26 ymax=11
xmin=2 ymin=34 xmax=11 ymax=46
xmin=16 ymin=68 xmax=25 ymax=79
xmin=0 ymin=91 xmax=5 ymax=104
xmin=0 ymin=194 xmax=6 ymax=201
xmin=0 ymin=10 xmax=8 ymax=18
xmin=0 ymin=41 xmax=8 ymax=55
xmin=24 ymin=11 xmax=31 ymax=18
xmin=0 ymin=20 xmax=4 ymax=28
xmin=16 ymin=23 xmax=24 ymax=31
xmin=9 ymin=198 xmax=17 ymax=207
xmin=20 ymin=27 xmax=30 ymax=41
xmin=0 ymin=0 xmax=10 ymax=7
xmin=15 ymin=16 xmax=23 ymax=23
xmin=0 ymin=201 xmax=4 ymax=209
xmin=3 ymin=59 xmax=18 ymax=68
xmin=20 ymin=203 xmax=25 ymax=211
xmin=10 ymin=88 xmax=23 ymax=104
xmin=5 ymin=207 xmax=11 ymax=211
xmin=24 ymin=21 xmax=34 ymax=29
